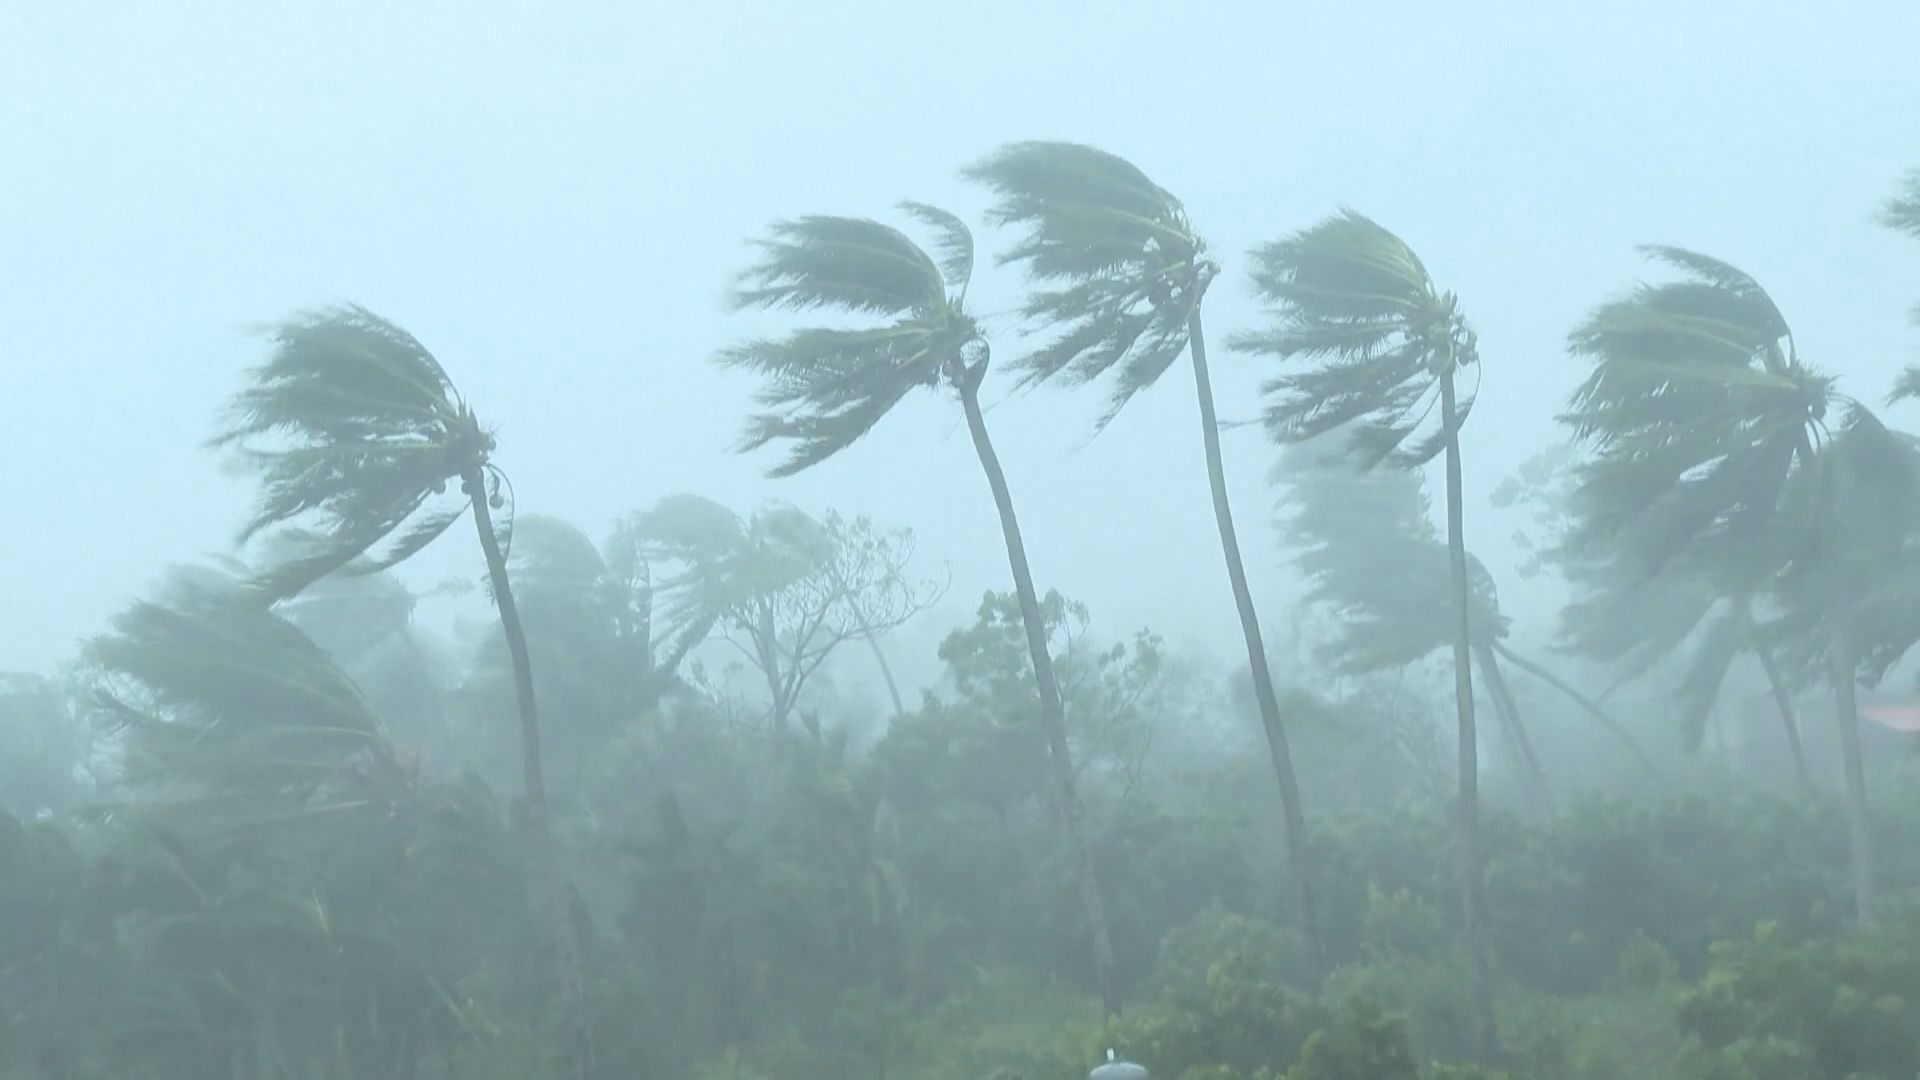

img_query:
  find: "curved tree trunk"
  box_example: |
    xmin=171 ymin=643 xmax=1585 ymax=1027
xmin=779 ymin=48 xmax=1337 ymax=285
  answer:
xmin=1754 ymin=642 xmax=1816 ymax=795
xmin=1489 ymin=641 xmax=1660 ymax=775
xmin=1475 ymin=644 xmax=1554 ymax=819
xmin=467 ymin=470 xmax=592 ymax=1079
xmin=865 ymin=630 xmax=908 ymax=721
xmin=1439 ymin=373 xmax=1497 ymax=1059
xmin=958 ymin=383 xmax=1121 ymax=1018
xmin=1829 ymin=638 xmax=1876 ymax=925
xmin=1188 ymin=311 xmax=1327 ymax=985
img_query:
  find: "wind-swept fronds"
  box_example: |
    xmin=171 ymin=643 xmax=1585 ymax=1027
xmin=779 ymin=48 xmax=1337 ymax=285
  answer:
xmin=717 ymin=212 xmax=983 ymax=476
xmin=1239 ymin=210 xmax=1477 ymax=468
xmin=1763 ymin=406 xmax=1920 ymax=687
xmin=1883 ymin=170 xmax=1920 ymax=239
xmin=80 ymin=567 xmax=403 ymax=828
xmin=1560 ymin=247 xmax=1834 ymax=585
xmin=1275 ymin=441 xmax=1504 ymax=674
xmin=966 ymin=140 xmax=1208 ymax=425
xmin=209 ymin=305 xmax=503 ymax=598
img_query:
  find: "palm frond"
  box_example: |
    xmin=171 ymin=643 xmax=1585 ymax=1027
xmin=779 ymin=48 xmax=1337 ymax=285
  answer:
xmin=729 ymin=216 xmax=947 ymax=317
xmin=1239 ymin=209 xmax=1474 ymax=468
xmin=897 ymin=201 xmax=975 ymax=296
xmin=80 ymin=569 xmax=399 ymax=823
xmin=1560 ymin=248 xmax=1830 ymax=584
xmin=1893 ymin=366 xmax=1920 ymax=404
xmin=1274 ymin=439 xmax=1505 ymax=675
xmin=966 ymin=140 xmax=1204 ymax=423
xmin=210 ymin=306 xmax=490 ymax=599
xmin=719 ymin=210 xmax=981 ymax=476
xmin=1880 ymin=170 xmax=1920 ymax=239
xmin=1765 ymin=404 xmax=1920 ymax=685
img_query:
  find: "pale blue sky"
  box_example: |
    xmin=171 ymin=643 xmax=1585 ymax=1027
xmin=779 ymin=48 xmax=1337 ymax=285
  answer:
xmin=4 ymin=1 xmax=1917 ymax=686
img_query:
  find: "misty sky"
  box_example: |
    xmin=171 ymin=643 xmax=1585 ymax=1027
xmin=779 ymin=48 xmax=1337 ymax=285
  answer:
xmin=4 ymin=1 xmax=1918 ymax=685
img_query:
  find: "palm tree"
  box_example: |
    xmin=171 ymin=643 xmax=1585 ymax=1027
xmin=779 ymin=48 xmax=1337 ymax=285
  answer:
xmin=1561 ymin=246 xmax=1916 ymax=926
xmin=965 ymin=140 xmax=1326 ymax=981
xmin=207 ymin=306 xmax=590 ymax=1075
xmin=1236 ymin=209 xmax=1494 ymax=1055
xmin=73 ymin=570 xmax=511 ymax=1077
xmin=715 ymin=205 xmax=1123 ymax=1015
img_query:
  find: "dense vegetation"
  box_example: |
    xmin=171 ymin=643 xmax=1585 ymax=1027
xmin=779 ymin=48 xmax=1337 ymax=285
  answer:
xmin=3 ymin=150 xmax=1919 ymax=1079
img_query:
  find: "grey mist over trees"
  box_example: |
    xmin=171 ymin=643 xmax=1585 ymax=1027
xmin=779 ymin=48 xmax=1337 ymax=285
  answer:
xmin=7 ymin=6 xmax=1920 ymax=1080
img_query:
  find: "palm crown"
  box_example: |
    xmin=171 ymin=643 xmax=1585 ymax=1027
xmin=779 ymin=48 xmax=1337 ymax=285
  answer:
xmin=966 ymin=140 xmax=1212 ymax=427
xmin=209 ymin=305 xmax=507 ymax=598
xmin=717 ymin=206 xmax=986 ymax=476
xmin=1236 ymin=209 xmax=1479 ymax=469
xmin=1560 ymin=247 xmax=1840 ymax=587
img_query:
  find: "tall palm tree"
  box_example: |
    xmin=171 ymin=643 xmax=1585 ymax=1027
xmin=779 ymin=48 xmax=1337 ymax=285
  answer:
xmin=1235 ymin=209 xmax=1495 ymax=1055
xmin=715 ymin=206 xmax=1123 ymax=1015
xmin=1562 ymin=246 xmax=1914 ymax=926
xmin=965 ymin=141 xmax=1326 ymax=981
xmin=207 ymin=306 xmax=590 ymax=1075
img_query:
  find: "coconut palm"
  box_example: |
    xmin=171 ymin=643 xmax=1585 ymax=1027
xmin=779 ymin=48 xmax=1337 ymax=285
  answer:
xmin=965 ymin=140 xmax=1326 ymax=981
xmin=715 ymin=205 xmax=1123 ymax=1015
xmin=207 ymin=306 xmax=590 ymax=1075
xmin=1235 ymin=209 xmax=1494 ymax=1054
xmin=1561 ymin=245 xmax=1918 ymax=925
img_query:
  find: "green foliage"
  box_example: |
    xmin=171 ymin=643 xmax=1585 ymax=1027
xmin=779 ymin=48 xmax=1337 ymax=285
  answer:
xmin=1274 ymin=439 xmax=1507 ymax=674
xmin=209 ymin=305 xmax=502 ymax=598
xmin=716 ymin=209 xmax=986 ymax=475
xmin=1674 ymin=905 xmax=1920 ymax=1078
xmin=965 ymin=140 xmax=1208 ymax=426
xmin=1237 ymin=210 xmax=1477 ymax=468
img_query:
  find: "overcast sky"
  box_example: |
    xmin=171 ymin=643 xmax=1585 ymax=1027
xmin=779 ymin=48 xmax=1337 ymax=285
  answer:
xmin=4 ymin=1 xmax=1918 ymax=687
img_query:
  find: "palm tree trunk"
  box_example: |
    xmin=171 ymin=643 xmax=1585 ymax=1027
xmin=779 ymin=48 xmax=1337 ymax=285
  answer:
xmin=466 ymin=470 xmax=592 ymax=1079
xmin=1829 ymin=638 xmax=1876 ymax=925
xmin=1438 ymin=372 xmax=1497 ymax=1059
xmin=957 ymin=381 xmax=1120 ymax=1018
xmin=1489 ymin=641 xmax=1660 ymax=775
xmin=1475 ymin=644 xmax=1554 ymax=819
xmin=865 ymin=630 xmax=907 ymax=721
xmin=1754 ymin=643 xmax=1816 ymax=794
xmin=1187 ymin=310 xmax=1327 ymax=985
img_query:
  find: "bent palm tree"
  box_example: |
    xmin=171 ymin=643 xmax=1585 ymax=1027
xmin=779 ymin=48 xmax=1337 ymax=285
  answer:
xmin=207 ymin=306 xmax=590 ymax=1075
xmin=1562 ymin=246 xmax=1908 ymax=925
xmin=715 ymin=206 xmax=1123 ymax=1016
xmin=1236 ymin=209 xmax=1495 ymax=1055
xmin=966 ymin=141 xmax=1326 ymax=982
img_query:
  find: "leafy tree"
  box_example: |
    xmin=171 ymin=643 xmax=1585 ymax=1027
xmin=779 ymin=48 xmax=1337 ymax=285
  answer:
xmin=207 ymin=306 xmax=589 ymax=1074
xmin=1561 ymin=246 xmax=1920 ymax=924
xmin=715 ymin=205 xmax=1123 ymax=1015
xmin=1238 ymin=210 xmax=1497 ymax=1054
xmin=966 ymin=139 xmax=1326 ymax=984
xmin=630 ymin=495 xmax=940 ymax=734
